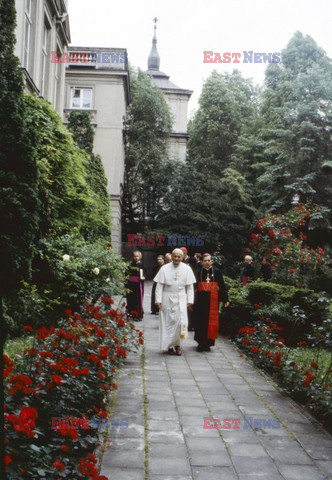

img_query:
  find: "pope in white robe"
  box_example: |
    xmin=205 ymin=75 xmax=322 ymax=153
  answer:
xmin=154 ymin=249 xmax=196 ymax=354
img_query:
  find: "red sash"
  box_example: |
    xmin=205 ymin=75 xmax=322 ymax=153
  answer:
xmin=197 ymin=281 xmax=219 ymax=340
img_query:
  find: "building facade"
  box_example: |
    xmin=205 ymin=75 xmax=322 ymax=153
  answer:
xmin=64 ymin=47 xmax=131 ymax=253
xmin=14 ymin=0 xmax=70 ymax=115
xmin=145 ymin=22 xmax=192 ymax=162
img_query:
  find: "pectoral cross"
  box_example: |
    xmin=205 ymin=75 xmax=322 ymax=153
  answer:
xmin=206 ymin=274 xmax=210 ymax=283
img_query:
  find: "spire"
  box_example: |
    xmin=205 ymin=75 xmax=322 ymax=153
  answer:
xmin=147 ymin=17 xmax=160 ymax=71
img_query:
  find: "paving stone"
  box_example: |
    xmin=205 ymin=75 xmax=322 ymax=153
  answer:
xmin=315 ymin=460 xmax=332 ymax=476
xmin=185 ymin=436 xmax=227 ymax=452
xmin=192 ymin=466 xmax=237 ymax=480
xmin=100 ymin=448 xmax=144 ymax=468
xmin=150 ymin=477 xmax=192 ymax=480
xmin=190 ymin=451 xmax=231 ymax=466
xmin=149 ymin=455 xmax=192 ymax=475
xmin=228 ymin=443 xmax=268 ymax=457
xmin=278 ymin=464 xmax=327 ymax=480
xmin=265 ymin=445 xmax=313 ymax=464
xmin=99 ymin=467 xmax=144 ymax=479
xmin=182 ymin=425 xmax=221 ymax=437
xmin=231 ymin=456 xmax=281 ymax=475
xmin=149 ymin=442 xmax=188 ymax=458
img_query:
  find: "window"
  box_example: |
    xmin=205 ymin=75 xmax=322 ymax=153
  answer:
xmin=70 ymin=87 xmax=93 ymax=109
xmin=40 ymin=22 xmax=50 ymax=97
xmin=23 ymin=0 xmax=32 ymax=69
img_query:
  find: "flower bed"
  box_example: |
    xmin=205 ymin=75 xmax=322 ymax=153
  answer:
xmin=4 ymin=298 xmax=143 ymax=479
xmin=234 ymin=309 xmax=332 ymax=429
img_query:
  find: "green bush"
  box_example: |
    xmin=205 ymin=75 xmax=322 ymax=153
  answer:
xmin=3 ymin=235 xmax=128 ymax=335
xmin=221 ymin=279 xmax=329 ymax=344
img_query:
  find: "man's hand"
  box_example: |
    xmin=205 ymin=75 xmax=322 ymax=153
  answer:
xmin=156 ymin=303 xmax=162 ymax=309
xmin=224 ymin=302 xmax=230 ymax=308
xmin=141 ymin=277 xmax=145 ymax=281
xmin=187 ymin=303 xmax=193 ymax=311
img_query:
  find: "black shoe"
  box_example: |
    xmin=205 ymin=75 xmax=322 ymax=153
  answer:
xmin=203 ymin=346 xmax=211 ymax=352
xmin=188 ymin=327 xmax=194 ymax=332
xmin=196 ymin=345 xmax=203 ymax=352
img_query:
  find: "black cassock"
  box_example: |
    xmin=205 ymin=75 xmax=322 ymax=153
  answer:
xmin=151 ymin=265 xmax=162 ymax=314
xmin=194 ymin=266 xmax=229 ymax=348
xmin=126 ymin=261 xmax=145 ymax=320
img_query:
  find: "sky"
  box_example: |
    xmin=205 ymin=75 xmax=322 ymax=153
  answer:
xmin=67 ymin=0 xmax=332 ymax=116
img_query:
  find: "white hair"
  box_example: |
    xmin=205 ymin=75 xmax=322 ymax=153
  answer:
xmin=245 ymin=255 xmax=252 ymax=261
xmin=172 ymin=248 xmax=184 ymax=256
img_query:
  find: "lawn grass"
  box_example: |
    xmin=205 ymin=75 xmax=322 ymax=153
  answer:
xmin=4 ymin=336 xmax=34 ymax=360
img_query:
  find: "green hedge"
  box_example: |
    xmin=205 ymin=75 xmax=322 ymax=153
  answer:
xmin=220 ymin=278 xmax=329 ymax=344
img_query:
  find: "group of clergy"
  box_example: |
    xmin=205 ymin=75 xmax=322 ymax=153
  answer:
xmin=125 ymin=248 xmax=229 ymax=356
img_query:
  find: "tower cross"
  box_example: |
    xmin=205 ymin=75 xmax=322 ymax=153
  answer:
xmin=153 ymin=17 xmax=158 ymax=36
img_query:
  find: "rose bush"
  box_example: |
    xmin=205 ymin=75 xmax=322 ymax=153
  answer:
xmin=234 ymin=300 xmax=332 ymax=429
xmin=4 ymin=298 xmax=143 ymax=479
xmin=246 ymin=204 xmax=332 ymax=289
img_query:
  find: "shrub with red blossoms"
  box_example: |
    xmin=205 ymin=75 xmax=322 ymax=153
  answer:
xmin=4 ymin=298 xmax=143 ymax=479
xmin=246 ymin=204 xmax=331 ymax=288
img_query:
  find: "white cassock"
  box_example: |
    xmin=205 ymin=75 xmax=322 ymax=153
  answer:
xmin=154 ymin=262 xmax=196 ymax=351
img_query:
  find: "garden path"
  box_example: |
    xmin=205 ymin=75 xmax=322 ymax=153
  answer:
xmin=100 ymin=282 xmax=332 ymax=480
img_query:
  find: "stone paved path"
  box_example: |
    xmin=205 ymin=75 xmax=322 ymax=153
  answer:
xmin=100 ymin=282 xmax=332 ymax=480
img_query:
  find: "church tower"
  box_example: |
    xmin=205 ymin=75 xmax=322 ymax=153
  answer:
xmin=145 ymin=19 xmax=192 ymax=162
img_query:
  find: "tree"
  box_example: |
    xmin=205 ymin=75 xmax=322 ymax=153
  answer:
xmin=67 ymin=110 xmax=111 ymax=238
xmin=258 ymin=32 xmax=332 ymax=218
xmin=159 ymin=70 xmax=258 ymax=270
xmin=188 ymin=70 xmax=258 ymax=175
xmin=0 ymin=0 xmax=39 ymax=476
xmin=0 ymin=0 xmax=39 ymax=297
xmin=122 ymin=69 xmax=172 ymax=235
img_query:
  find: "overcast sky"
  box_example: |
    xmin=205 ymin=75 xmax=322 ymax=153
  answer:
xmin=67 ymin=0 xmax=332 ymax=116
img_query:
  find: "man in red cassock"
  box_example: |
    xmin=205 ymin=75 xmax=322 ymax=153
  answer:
xmin=194 ymin=253 xmax=229 ymax=352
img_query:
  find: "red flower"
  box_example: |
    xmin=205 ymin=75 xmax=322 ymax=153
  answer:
xmin=7 ymin=406 xmax=38 ymax=437
xmin=303 ymin=374 xmax=316 ymax=387
xmin=23 ymin=325 xmax=33 ymax=332
xmin=310 ymin=361 xmax=319 ymax=369
xmin=250 ymin=346 xmax=260 ymax=354
xmin=273 ymin=248 xmax=282 ymax=256
xmin=57 ymin=424 xmax=78 ymax=440
xmin=289 ymin=268 xmax=295 ymax=274
xmin=101 ymin=297 xmax=114 ymax=304
xmin=241 ymin=338 xmax=251 ymax=346
xmin=60 ymin=445 xmax=70 ymax=452
xmin=297 ymin=340 xmax=308 ymax=347
xmin=51 ymin=375 xmax=63 ymax=385
xmin=4 ymin=455 xmax=12 ymax=466
xmin=99 ymin=346 xmax=110 ymax=359
xmin=139 ymin=338 xmax=144 ymax=345
xmin=86 ymin=453 xmax=97 ymax=463
xmin=9 ymin=374 xmax=34 ymax=395
xmin=268 ymin=230 xmax=275 ymax=238
xmin=53 ymin=460 xmax=65 ymax=472
xmin=254 ymin=303 xmax=261 ymax=309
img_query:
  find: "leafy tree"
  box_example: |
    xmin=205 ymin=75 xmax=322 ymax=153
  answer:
xmin=0 ymin=0 xmax=39 ymax=475
xmin=188 ymin=70 xmax=258 ymax=175
xmin=0 ymin=0 xmax=39 ymax=297
xmin=122 ymin=68 xmax=172 ymax=235
xmin=258 ymin=32 xmax=332 ymax=218
xmin=159 ymin=70 xmax=258 ymax=270
xmin=67 ymin=110 xmax=94 ymax=153
xmin=67 ymin=110 xmax=111 ymax=237
xmin=24 ymin=95 xmax=111 ymax=239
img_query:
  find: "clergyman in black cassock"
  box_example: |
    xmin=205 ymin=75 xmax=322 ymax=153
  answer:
xmin=126 ymin=250 xmax=145 ymax=321
xmin=194 ymin=254 xmax=229 ymax=352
